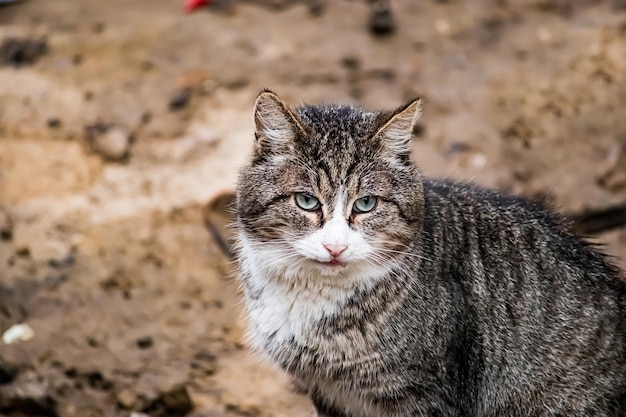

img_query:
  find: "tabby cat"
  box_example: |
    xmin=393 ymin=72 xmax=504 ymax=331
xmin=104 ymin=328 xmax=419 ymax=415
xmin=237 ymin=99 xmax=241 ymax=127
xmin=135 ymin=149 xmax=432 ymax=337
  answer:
xmin=235 ymin=90 xmax=626 ymax=417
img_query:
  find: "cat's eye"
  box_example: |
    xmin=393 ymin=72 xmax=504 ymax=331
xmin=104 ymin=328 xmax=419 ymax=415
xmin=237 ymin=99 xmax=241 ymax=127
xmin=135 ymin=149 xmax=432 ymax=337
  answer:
xmin=294 ymin=192 xmax=321 ymax=211
xmin=353 ymin=196 xmax=377 ymax=213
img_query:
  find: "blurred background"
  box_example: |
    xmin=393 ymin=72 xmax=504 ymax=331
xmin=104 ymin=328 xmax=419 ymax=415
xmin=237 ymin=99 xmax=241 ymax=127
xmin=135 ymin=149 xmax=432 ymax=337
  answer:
xmin=0 ymin=0 xmax=625 ymax=416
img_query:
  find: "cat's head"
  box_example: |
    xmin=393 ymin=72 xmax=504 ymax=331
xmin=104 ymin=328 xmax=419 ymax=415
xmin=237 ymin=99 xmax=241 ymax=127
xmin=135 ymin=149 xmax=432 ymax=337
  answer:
xmin=236 ymin=90 xmax=425 ymax=284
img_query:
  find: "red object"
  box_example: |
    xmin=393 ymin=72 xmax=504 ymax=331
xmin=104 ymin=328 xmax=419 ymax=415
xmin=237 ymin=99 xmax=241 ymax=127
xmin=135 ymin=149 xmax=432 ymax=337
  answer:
xmin=184 ymin=0 xmax=211 ymax=13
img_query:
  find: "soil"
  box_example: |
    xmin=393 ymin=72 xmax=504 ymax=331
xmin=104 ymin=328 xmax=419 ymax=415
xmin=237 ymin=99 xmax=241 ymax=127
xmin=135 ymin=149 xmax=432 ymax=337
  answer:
xmin=0 ymin=1 xmax=625 ymax=416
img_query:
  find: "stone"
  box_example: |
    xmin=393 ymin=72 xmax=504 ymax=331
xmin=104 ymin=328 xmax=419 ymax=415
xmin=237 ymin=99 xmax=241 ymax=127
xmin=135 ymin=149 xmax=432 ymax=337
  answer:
xmin=91 ymin=127 xmax=131 ymax=161
xmin=168 ymin=88 xmax=192 ymax=112
xmin=85 ymin=123 xmax=130 ymax=162
xmin=144 ymin=385 xmax=194 ymax=417
xmin=116 ymin=388 xmax=138 ymax=409
xmin=0 ymin=208 xmax=12 ymax=240
xmin=369 ymin=0 xmax=396 ymax=36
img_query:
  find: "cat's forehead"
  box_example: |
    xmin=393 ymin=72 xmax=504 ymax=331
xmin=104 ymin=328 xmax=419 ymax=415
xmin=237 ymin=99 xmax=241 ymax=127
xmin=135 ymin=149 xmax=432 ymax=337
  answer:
xmin=289 ymin=104 xmax=384 ymax=186
xmin=294 ymin=104 xmax=380 ymax=138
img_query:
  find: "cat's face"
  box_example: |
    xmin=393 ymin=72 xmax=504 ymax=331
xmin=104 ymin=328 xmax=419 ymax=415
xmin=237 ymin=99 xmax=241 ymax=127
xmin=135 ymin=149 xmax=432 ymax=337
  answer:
xmin=236 ymin=91 xmax=425 ymax=284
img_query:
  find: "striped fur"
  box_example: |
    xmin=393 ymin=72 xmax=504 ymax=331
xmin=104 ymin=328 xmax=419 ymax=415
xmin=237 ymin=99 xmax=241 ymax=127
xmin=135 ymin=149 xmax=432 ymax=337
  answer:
xmin=235 ymin=91 xmax=626 ymax=417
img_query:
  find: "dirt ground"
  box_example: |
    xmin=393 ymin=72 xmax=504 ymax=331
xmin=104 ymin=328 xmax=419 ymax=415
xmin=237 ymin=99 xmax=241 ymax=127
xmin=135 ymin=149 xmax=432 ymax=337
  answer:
xmin=0 ymin=0 xmax=625 ymax=416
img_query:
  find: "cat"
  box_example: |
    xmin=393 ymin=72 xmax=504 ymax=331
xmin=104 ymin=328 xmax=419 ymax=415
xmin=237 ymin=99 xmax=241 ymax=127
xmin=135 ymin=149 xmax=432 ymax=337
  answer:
xmin=235 ymin=89 xmax=626 ymax=417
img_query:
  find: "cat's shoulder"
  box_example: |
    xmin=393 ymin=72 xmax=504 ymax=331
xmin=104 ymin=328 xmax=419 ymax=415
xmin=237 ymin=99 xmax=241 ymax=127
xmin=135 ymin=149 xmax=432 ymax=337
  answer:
xmin=422 ymin=177 xmax=563 ymax=225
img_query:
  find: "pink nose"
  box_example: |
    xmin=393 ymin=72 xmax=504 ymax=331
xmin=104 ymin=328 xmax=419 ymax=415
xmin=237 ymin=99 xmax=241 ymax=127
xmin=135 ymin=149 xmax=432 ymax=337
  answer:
xmin=323 ymin=244 xmax=348 ymax=257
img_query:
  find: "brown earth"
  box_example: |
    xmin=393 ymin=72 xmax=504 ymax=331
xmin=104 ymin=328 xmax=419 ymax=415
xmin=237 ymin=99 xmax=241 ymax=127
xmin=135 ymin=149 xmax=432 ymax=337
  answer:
xmin=0 ymin=1 xmax=625 ymax=416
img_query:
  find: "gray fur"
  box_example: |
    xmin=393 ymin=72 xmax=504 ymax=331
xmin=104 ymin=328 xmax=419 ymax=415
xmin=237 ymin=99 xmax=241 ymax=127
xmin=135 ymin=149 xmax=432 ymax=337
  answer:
xmin=235 ymin=90 xmax=626 ymax=417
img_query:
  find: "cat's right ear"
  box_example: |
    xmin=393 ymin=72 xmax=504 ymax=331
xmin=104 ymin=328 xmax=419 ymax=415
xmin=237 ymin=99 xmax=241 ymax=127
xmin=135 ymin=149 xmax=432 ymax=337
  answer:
xmin=253 ymin=90 xmax=304 ymax=154
xmin=373 ymin=98 xmax=423 ymax=159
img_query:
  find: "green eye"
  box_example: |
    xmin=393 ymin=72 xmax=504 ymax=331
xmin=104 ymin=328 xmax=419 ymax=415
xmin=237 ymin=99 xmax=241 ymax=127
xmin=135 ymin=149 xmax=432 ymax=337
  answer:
xmin=353 ymin=196 xmax=377 ymax=213
xmin=295 ymin=192 xmax=321 ymax=211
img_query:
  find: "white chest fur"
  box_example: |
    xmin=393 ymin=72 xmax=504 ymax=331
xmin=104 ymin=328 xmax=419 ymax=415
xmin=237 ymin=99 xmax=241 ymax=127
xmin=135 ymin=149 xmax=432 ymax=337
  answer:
xmin=237 ymin=233 xmax=382 ymax=350
xmin=237 ymin=232 xmax=394 ymax=417
xmin=243 ymin=267 xmax=352 ymax=349
xmin=244 ymin=279 xmax=390 ymax=417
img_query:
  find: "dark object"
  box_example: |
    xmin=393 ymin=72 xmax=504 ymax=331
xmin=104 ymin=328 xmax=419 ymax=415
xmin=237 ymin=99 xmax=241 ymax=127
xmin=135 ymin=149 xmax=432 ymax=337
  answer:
xmin=0 ymin=377 xmax=58 ymax=417
xmin=15 ymin=247 xmax=30 ymax=257
xmin=569 ymin=203 xmax=626 ymax=235
xmin=86 ymin=371 xmax=113 ymax=391
xmin=168 ymin=88 xmax=192 ymax=112
xmin=136 ymin=336 xmax=153 ymax=349
xmin=0 ymin=209 xmax=12 ymax=241
xmin=48 ymin=254 xmax=75 ymax=268
xmin=203 ymin=192 xmax=236 ymax=259
xmin=307 ymin=0 xmax=325 ymax=16
xmin=368 ymin=0 xmax=396 ymax=36
xmin=46 ymin=118 xmax=62 ymax=129
xmin=0 ymin=396 xmax=58 ymax=417
xmin=0 ymin=364 xmax=18 ymax=385
xmin=84 ymin=122 xmax=109 ymax=140
xmin=144 ymin=385 xmax=194 ymax=417
xmin=160 ymin=385 xmax=193 ymax=415
xmin=191 ymin=350 xmax=218 ymax=376
xmin=0 ymin=37 xmax=48 ymax=67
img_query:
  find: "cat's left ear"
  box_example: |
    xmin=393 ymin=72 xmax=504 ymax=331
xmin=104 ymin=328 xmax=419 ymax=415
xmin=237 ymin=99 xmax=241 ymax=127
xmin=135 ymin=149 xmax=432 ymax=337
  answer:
xmin=253 ymin=90 xmax=305 ymax=154
xmin=373 ymin=98 xmax=423 ymax=158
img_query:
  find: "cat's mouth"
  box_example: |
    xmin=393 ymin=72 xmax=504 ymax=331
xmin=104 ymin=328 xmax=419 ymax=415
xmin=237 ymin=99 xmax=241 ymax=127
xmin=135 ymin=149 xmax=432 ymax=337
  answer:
xmin=317 ymin=259 xmax=346 ymax=267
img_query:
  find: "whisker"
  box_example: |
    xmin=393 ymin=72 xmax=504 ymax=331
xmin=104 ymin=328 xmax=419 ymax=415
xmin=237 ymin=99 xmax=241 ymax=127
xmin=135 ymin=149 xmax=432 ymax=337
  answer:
xmin=379 ymin=250 xmax=433 ymax=264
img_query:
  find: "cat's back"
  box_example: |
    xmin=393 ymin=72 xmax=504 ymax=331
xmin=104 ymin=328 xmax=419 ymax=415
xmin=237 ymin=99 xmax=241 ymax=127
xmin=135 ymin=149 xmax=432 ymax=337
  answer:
xmin=421 ymin=178 xmax=626 ymax=313
xmin=419 ymin=178 xmax=626 ymax=414
xmin=422 ymin=178 xmax=621 ymax=281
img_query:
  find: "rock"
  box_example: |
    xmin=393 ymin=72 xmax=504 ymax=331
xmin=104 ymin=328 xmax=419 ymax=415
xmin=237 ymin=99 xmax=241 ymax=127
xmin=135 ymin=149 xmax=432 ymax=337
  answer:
xmin=159 ymin=385 xmax=193 ymax=415
xmin=100 ymin=270 xmax=133 ymax=296
xmin=46 ymin=118 xmax=62 ymax=129
xmin=85 ymin=370 xmax=113 ymax=391
xmin=2 ymin=323 xmax=35 ymax=345
xmin=48 ymin=254 xmax=75 ymax=268
xmin=144 ymin=385 xmax=194 ymax=417
xmin=136 ymin=336 xmax=153 ymax=349
xmin=190 ymin=349 xmax=217 ymax=376
xmin=0 ymin=208 xmax=13 ymax=241
xmin=0 ymin=37 xmax=48 ymax=67
xmin=368 ymin=0 xmax=396 ymax=36
xmin=0 ymin=363 xmax=18 ymax=385
xmin=307 ymin=0 xmax=325 ymax=16
xmin=0 ymin=370 xmax=57 ymax=417
xmin=116 ymin=388 xmax=138 ymax=409
xmin=168 ymin=88 xmax=192 ymax=112
xmin=86 ymin=124 xmax=131 ymax=161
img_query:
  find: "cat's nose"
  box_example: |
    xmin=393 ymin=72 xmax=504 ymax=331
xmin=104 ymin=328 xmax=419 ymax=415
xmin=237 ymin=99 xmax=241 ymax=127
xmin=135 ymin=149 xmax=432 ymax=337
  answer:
xmin=323 ymin=244 xmax=348 ymax=257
